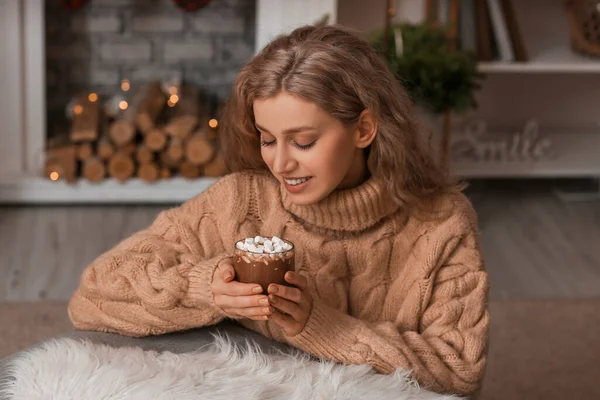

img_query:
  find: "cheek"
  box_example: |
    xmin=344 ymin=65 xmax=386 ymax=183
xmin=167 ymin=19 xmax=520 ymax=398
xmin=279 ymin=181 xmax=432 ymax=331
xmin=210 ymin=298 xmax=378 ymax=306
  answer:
xmin=322 ymin=137 xmax=354 ymax=172
xmin=260 ymin=148 xmax=273 ymax=167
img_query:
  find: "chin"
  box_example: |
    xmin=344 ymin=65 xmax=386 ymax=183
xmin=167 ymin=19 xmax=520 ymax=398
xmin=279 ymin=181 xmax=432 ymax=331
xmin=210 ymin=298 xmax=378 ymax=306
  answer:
xmin=287 ymin=193 xmax=320 ymax=205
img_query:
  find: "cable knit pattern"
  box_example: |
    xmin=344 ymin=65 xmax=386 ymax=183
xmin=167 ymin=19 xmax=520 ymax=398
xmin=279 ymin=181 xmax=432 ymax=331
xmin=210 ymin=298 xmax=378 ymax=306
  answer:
xmin=68 ymin=170 xmax=489 ymax=397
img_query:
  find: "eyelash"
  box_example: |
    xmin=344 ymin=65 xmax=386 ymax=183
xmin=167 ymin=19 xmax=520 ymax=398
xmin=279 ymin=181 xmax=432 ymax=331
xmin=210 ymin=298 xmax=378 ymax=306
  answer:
xmin=260 ymin=139 xmax=316 ymax=151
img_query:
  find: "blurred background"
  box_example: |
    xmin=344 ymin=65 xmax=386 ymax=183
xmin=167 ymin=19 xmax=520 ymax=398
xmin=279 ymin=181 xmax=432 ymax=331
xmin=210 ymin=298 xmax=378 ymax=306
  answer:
xmin=1 ymin=0 xmax=599 ymax=399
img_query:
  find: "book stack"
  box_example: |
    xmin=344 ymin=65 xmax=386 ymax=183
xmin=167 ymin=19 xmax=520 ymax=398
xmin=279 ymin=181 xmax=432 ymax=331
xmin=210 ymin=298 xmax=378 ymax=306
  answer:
xmin=427 ymin=0 xmax=528 ymax=62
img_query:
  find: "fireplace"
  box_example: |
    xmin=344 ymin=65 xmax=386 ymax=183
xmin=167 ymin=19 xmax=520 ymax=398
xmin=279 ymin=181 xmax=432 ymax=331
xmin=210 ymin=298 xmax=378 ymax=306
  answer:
xmin=0 ymin=0 xmax=338 ymax=203
xmin=42 ymin=0 xmax=256 ymax=187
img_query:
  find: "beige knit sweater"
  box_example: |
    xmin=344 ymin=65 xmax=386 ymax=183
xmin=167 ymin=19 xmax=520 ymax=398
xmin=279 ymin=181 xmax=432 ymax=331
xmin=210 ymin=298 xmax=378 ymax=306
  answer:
xmin=68 ymin=170 xmax=489 ymax=396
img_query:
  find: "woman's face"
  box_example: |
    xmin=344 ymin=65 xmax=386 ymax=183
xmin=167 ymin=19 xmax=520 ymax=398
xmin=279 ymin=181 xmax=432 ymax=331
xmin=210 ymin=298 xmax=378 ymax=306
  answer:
xmin=254 ymin=91 xmax=370 ymax=205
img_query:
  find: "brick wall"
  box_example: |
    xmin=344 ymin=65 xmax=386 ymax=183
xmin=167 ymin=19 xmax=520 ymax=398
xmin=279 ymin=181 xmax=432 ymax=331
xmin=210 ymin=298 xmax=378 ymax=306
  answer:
xmin=45 ymin=0 xmax=256 ymax=136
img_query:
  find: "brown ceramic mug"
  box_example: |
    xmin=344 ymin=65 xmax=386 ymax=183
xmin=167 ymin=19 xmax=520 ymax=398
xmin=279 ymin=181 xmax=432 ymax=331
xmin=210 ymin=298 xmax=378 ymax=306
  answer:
xmin=233 ymin=237 xmax=295 ymax=293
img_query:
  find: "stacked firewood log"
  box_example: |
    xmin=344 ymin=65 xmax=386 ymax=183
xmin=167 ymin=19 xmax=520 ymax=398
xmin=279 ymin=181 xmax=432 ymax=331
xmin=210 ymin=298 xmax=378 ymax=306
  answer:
xmin=44 ymin=81 xmax=227 ymax=184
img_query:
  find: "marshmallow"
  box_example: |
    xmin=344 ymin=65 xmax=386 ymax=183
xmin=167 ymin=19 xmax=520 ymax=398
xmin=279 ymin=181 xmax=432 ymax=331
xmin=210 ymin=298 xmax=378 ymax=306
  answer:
xmin=238 ymin=236 xmax=291 ymax=254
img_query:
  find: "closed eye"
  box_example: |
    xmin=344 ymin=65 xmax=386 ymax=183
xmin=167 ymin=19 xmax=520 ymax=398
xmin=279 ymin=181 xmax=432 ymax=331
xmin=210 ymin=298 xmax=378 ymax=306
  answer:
xmin=260 ymin=139 xmax=316 ymax=151
xmin=294 ymin=141 xmax=316 ymax=150
xmin=260 ymin=139 xmax=275 ymax=147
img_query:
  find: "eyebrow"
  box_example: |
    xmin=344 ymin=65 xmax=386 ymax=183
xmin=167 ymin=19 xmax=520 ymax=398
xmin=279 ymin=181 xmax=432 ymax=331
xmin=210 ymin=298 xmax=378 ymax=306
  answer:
xmin=255 ymin=123 xmax=317 ymax=135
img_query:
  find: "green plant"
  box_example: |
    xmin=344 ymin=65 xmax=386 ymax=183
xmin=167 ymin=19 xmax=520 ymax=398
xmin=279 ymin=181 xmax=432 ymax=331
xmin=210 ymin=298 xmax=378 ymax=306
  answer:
xmin=371 ymin=22 xmax=485 ymax=166
xmin=373 ymin=22 xmax=484 ymax=114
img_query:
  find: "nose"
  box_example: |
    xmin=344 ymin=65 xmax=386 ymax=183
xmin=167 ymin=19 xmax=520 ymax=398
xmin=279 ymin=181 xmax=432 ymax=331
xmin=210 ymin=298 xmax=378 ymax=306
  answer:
xmin=272 ymin=145 xmax=297 ymax=175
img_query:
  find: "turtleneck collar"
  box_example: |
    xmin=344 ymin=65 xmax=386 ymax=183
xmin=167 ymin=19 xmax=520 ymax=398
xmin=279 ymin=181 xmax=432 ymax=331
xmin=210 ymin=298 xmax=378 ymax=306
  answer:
xmin=280 ymin=177 xmax=401 ymax=232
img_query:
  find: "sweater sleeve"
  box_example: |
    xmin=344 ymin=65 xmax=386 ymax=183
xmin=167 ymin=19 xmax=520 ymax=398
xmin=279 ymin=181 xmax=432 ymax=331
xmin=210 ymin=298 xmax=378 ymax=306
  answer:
xmin=68 ymin=176 xmax=243 ymax=337
xmin=285 ymin=230 xmax=489 ymax=397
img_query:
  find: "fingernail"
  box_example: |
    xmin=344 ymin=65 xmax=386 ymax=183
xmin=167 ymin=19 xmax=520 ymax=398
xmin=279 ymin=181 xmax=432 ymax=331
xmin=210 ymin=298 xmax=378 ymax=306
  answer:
xmin=226 ymin=273 xmax=233 ymax=281
xmin=269 ymin=285 xmax=279 ymax=294
xmin=259 ymin=298 xmax=269 ymax=305
xmin=285 ymin=272 xmax=292 ymax=280
xmin=252 ymin=286 xmax=263 ymax=294
xmin=262 ymin=307 xmax=272 ymax=314
xmin=269 ymin=295 xmax=277 ymax=304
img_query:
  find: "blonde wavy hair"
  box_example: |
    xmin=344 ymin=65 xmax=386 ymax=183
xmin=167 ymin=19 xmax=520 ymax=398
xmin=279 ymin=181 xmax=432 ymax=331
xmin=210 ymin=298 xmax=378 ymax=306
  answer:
xmin=220 ymin=24 xmax=463 ymax=212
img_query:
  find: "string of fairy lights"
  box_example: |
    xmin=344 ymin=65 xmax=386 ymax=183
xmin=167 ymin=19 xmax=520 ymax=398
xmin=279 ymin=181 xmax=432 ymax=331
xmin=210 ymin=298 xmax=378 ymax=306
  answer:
xmin=68 ymin=79 xmax=188 ymax=118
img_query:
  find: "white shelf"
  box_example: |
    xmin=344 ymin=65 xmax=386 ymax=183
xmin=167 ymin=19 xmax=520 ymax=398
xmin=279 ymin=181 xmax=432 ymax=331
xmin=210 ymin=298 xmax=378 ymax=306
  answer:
xmin=478 ymin=47 xmax=600 ymax=74
xmin=0 ymin=176 xmax=219 ymax=204
xmin=451 ymin=131 xmax=600 ymax=178
xmin=0 ymin=129 xmax=598 ymax=203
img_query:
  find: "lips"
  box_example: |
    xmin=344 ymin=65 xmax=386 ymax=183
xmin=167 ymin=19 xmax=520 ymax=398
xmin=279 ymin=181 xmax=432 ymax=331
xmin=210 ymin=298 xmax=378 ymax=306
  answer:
xmin=284 ymin=177 xmax=311 ymax=186
xmin=282 ymin=176 xmax=312 ymax=194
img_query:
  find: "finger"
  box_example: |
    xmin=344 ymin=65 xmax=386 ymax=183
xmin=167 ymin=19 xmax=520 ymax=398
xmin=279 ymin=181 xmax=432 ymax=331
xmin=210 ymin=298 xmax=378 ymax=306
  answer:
xmin=215 ymin=294 xmax=270 ymax=309
xmin=221 ymin=308 xmax=241 ymax=318
xmin=268 ymin=284 xmax=302 ymax=303
xmin=269 ymin=294 xmax=304 ymax=322
xmin=284 ymin=271 xmax=308 ymax=290
xmin=219 ymin=263 xmax=235 ymax=283
xmin=213 ymin=280 xmax=264 ymax=296
xmin=223 ymin=307 xmax=273 ymax=321
xmin=269 ymin=311 xmax=298 ymax=334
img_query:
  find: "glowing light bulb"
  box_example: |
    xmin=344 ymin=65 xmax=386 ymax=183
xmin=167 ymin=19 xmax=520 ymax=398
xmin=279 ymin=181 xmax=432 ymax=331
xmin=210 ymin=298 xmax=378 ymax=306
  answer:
xmin=169 ymin=94 xmax=179 ymax=104
xmin=73 ymin=105 xmax=83 ymax=115
xmin=169 ymin=86 xmax=178 ymax=95
xmin=119 ymin=100 xmax=128 ymax=110
xmin=167 ymin=100 xmax=176 ymax=107
xmin=209 ymin=119 xmax=218 ymax=128
xmin=49 ymin=171 xmax=59 ymax=181
xmin=121 ymin=79 xmax=130 ymax=91
xmin=88 ymin=93 xmax=98 ymax=102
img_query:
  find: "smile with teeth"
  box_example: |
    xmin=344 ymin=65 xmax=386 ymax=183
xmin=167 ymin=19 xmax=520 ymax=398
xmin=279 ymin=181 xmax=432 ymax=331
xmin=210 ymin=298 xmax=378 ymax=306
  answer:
xmin=284 ymin=177 xmax=312 ymax=186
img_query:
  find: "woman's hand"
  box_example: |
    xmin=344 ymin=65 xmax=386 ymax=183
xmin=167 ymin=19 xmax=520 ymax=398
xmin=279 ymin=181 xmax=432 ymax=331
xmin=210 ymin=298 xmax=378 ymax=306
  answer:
xmin=268 ymin=271 xmax=313 ymax=336
xmin=211 ymin=257 xmax=274 ymax=320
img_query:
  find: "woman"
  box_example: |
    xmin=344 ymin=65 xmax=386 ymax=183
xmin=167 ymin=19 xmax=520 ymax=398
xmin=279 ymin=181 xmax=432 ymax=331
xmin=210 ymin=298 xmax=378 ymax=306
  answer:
xmin=68 ymin=24 xmax=489 ymax=396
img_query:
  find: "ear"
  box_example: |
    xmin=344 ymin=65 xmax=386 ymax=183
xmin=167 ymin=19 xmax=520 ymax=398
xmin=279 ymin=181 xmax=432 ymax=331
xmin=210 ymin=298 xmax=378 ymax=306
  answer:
xmin=354 ymin=109 xmax=378 ymax=149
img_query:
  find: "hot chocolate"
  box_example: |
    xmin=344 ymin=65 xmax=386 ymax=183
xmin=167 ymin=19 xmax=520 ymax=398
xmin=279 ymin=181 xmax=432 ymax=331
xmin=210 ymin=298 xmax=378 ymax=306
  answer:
xmin=233 ymin=236 xmax=295 ymax=292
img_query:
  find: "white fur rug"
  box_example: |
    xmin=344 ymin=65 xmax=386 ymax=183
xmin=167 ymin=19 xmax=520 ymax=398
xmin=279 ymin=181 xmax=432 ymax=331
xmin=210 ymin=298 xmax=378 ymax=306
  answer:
xmin=0 ymin=335 xmax=463 ymax=400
